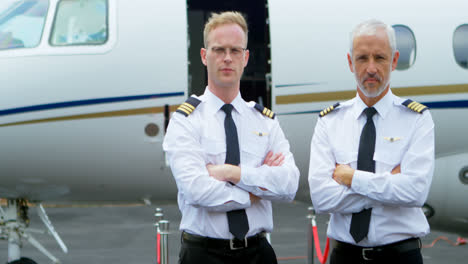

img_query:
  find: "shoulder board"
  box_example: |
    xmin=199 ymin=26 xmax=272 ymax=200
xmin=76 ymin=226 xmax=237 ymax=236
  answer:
xmin=176 ymin=96 xmax=201 ymax=117
xmin=319 ymin=103 xmax=340 ymax=117
xmin=402 ymin=99 xmax=428 ymax=114
xmin=254 ymin=103 xmax=275 ymax=119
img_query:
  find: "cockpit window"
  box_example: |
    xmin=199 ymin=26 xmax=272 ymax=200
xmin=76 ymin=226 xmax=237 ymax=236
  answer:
xmin=453 ymin=24 xmax=468 ymax=69
xmin=50 ymin=0 xmax=107 ymax=46
xmin=0 ymin=0 xmax=49 ymax=50
xmin=392 ymin=25 xmax=416 ymax=70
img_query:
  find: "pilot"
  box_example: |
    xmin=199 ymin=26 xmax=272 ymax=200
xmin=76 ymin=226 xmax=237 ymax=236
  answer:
xmin=308 ymin=19 xmax=434 ymax=264
xmin=163 ymin=11 xmax=299 ymax=263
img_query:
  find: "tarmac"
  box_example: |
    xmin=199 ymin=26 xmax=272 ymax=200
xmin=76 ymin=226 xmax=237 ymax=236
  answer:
xmin=1 ymin=201 xmax=467 ymax=264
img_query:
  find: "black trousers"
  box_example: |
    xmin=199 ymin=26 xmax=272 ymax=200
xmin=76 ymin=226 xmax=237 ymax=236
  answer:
xmin=330 ymin=247 xmax=423 ymax=264
xmin=179 ymin=236 xmax=278 ymax=264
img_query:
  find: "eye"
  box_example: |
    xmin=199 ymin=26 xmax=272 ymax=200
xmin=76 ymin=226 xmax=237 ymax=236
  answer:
xmin=375 ymin=55 xmax=386 ymax=61
xmin=356 ymin=55 xmax=367 ymax=61
xmin=231 ymin=48 xmax=242 ymax=55
xmin=212 ymin=47 xmax=225 ymax=54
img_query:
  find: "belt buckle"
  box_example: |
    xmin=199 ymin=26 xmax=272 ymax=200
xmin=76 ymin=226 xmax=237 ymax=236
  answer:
xmin=229 ymin=238 xmax=248 ymax=250
xmin=362 ymin=248 xmax=374 ymax=261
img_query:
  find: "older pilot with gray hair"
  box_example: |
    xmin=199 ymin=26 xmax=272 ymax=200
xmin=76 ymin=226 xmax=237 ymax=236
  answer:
xmin=308 ymin=19 xmax=434 ymax=264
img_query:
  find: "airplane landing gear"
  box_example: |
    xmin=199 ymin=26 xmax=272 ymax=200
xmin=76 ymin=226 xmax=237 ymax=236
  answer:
xmin=1 ymin=199 xmax=67 ymax=264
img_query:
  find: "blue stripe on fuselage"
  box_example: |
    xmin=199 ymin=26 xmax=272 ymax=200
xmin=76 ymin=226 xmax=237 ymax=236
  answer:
xmin=0 ymin=92 xmax=185 ymax=117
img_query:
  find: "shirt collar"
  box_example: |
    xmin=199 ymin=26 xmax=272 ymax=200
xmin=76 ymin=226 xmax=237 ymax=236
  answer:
xmin=352 ymin=88 xmax=394 ymax=120
xmin=203 ymin=87 xmax=245 ymax=116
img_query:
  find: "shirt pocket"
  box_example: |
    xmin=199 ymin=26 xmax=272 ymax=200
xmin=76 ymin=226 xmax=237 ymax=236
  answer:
xmin=200 ymin=137 xmax=225 ymax=164
xmin=240 ymin=134 xmax=269 ymax=167
xmin=374 ymin=137 xmax=405 ymax=167
xmin=374 ymin=136 xmax=408 ymax=168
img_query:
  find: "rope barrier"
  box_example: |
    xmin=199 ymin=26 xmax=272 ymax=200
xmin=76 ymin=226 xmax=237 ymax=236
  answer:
xmin=277 ymin=256 xmax=307 ymax=261
xmin=311 ymin=218 xmax=330 ymax=264
xmin=423 ymin=236 xmax=467 ymax=248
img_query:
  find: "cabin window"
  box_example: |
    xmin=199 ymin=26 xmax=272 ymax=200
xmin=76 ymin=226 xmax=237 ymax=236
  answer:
xmin=50 ymin=0 xmax=108 ymax=46
xmin=392 ymin=25 xmax=416 ymax=70
xmin=0 ymin=0 xmax=49 ymax=50
xmin=460 ymin=166 xmax=468 ymax=185
xmin=453 ymin=24 xmax=468 ymax=69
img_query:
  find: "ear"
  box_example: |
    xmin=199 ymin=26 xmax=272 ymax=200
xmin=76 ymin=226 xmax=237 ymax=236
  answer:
xmin=201 ymin=48 xmax=207 ymax=66
xmin=347 ymin=53 xmax=354 ymax=73
xmin=391 ymin=50 xmax=400 ymax=71
xmin=243 ymin=49 xmax=250 ymax=67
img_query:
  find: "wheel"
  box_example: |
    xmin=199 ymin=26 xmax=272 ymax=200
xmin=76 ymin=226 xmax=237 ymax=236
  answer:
xmin=7 ymin=257 xmax=38 ymax=264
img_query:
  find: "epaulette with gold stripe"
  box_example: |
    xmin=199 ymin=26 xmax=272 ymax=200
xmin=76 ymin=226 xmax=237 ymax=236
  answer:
xmin=402 ymin=99 xmax=428 ymax=114
xmin=319 ymin=103 xmax=340 ymax=117
xmin=176 ymin=96 xmax=201 ymax=117
xmin=254 ymin=103 xmax=275 ymax=119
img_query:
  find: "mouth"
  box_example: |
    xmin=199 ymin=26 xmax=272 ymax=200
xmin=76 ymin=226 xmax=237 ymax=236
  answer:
xmin=364 ymin=78 xmax=379 ymax=83
xmin=220 ymin=68 xmax=234 ymax=73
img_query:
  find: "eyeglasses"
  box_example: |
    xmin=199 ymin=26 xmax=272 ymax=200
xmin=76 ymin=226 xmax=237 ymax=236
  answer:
xmin=210 ymin=46 xmax=246 ymax=58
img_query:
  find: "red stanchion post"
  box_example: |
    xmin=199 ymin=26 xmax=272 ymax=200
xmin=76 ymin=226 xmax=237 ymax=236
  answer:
xmin=154 ymin=208 xmax=164 ymax=264
xmin=307 ymin=206 xmax=315 ymax=264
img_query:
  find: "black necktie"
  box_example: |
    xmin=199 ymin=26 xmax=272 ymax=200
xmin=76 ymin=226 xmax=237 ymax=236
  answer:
xmin=350 ymin=107 xmax=377 ymax=243
xmin=221 ymin=104 xmax=249 ymax=240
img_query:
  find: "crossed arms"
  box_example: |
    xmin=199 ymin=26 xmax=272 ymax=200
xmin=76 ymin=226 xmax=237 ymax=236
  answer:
xmin=163 ymin=113 xmax=299 ymax=212
xmin=308 ymin=114 xmax=434 ymax=215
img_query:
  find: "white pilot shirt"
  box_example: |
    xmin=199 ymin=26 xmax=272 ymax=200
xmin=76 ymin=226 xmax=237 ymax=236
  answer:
xmin=308 ymin=89 xmax=434 ymax=247
xmin=163 ymin=87 xmax=299 ymax=239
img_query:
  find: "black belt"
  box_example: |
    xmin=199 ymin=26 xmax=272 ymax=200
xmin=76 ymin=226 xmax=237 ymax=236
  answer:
xmin=333 ymin=238 xmax=421 ymax=261
xmin=182 ymin=231 xmax=266 ymax=250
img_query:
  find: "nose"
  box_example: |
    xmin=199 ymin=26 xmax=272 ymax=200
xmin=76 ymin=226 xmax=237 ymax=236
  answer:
xmin=367 ymin=60 xmax=377 ymax=75
xmin=224 ymin=51 xmax=233 ymax=63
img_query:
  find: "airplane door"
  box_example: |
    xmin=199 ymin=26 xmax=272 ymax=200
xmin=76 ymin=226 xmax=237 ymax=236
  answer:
xmin=187 ymin=1 xmax=271 ymax=106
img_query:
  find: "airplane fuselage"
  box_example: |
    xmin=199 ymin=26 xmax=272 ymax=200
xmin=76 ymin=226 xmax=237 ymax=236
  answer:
xmin=0 ymin=0 xmax=467 ymax=235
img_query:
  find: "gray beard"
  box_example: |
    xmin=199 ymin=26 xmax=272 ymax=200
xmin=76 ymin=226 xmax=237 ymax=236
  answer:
xmin=356 ymin=78 xmax=389 ymax=98
xmin=354 ymin=64 xmax=392 ymax=98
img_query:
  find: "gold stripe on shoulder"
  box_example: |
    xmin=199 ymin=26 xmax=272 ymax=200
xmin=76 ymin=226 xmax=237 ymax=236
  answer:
xmin=402 ymin=99 xmax=428 ymax=114
xmin=182 ymin=102 xmax=195 ymax=111
xmin=254 ymin=103 xmax=275 ymax=119
xmin=176 ymin=96 xmax=201 ymax=117
xmin=319 ymin=102 xmax=340 ymax=117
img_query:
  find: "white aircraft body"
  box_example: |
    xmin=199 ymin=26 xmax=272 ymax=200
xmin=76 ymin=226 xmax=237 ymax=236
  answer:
xmin=1 ymin=0 xmax=467 ymax=262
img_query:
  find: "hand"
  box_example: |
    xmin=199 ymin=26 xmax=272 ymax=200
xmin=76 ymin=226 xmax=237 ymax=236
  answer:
xmin=249 ymin=193 xmax=261 ymax=204
xmin=333 ymin=164 xmax=355 ymax=187
xmin=263 ymin=151 xmax=285 ymax=166
xmin=206 ymin=164 xmax=241 ymax=184
xmin=391 ymin=164 xmax=401 ymax=174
